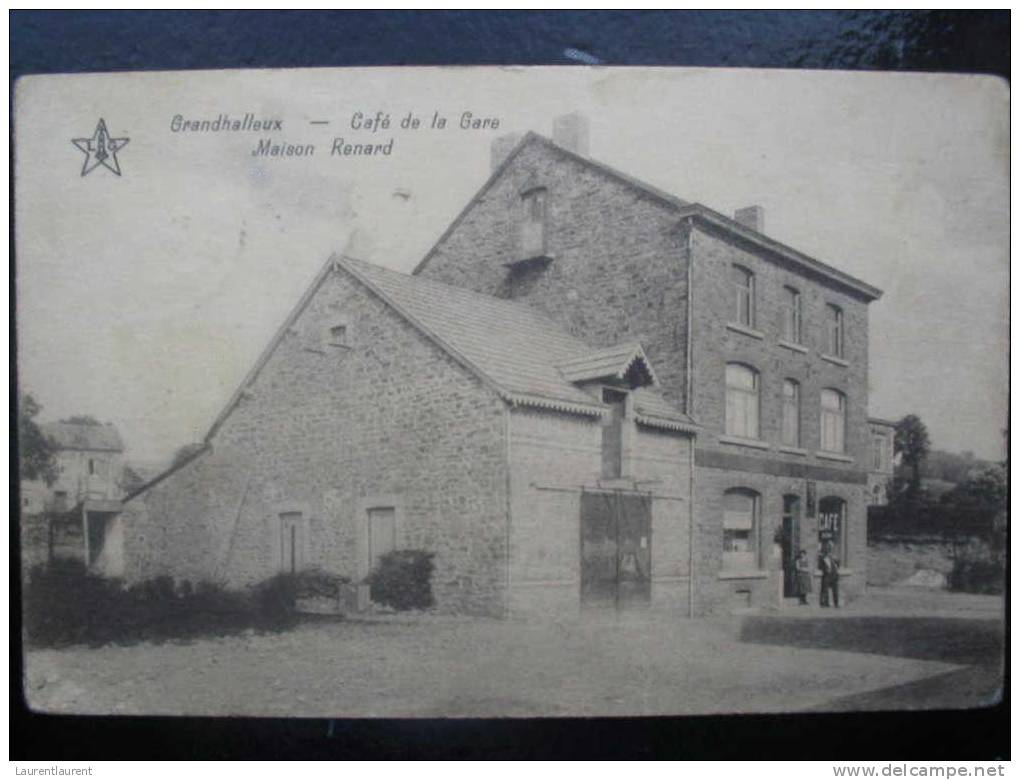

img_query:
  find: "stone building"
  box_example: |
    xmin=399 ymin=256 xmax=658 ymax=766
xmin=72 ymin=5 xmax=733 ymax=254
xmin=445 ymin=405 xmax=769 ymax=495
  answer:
xmin=20 ymin=421 xmax=126 ymax=572
xmin=867 ymin=418 xmax=897 ymax=506
xmin=414 ymin=114 xmax=883 ymax=611
xmin=115 ymin=113 xmax=885 ymax=616
xmin=120 ymin=257 xmax=697 ymax=618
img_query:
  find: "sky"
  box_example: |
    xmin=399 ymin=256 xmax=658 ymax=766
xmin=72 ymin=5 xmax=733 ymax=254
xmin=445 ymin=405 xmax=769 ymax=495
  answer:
xmin=14 ymin=67 xmax=1009 ymax=463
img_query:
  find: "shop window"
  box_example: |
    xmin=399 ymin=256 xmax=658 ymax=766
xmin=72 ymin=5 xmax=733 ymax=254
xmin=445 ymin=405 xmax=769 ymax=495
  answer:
xmin=818 ymin=496 xmax=848 ymax=565
xmin=725 ymin=363 xmax=760 ymax=439
xmin=723 ymin=488 xmax=760 ymax=572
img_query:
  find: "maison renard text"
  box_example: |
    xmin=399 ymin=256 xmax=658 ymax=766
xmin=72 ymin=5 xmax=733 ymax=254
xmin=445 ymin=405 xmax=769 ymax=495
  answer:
xmin=168 ymin=110 xmax=503 ymax=159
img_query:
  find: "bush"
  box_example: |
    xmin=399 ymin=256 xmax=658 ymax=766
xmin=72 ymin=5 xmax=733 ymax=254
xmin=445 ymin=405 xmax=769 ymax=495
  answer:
xmin=948 ymin=556 xmax=1005 ymax=595
xmin=254 ymin=568 xmax=351 ymax=616
xmin=366 ymin=550 xmax=435 ymax=611
xmin=23 ymin=564 xmax=296 ymax=648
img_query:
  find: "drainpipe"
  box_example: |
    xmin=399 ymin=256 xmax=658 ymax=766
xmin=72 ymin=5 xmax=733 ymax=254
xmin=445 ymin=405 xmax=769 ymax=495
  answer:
xmin=503 ymin=403 xmax=513 ymax=620
xmin=682 ymin=218 xmax=696 ymax=618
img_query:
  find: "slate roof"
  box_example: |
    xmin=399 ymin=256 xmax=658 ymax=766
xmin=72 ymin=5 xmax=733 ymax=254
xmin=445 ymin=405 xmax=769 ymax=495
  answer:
xmin=340 ymin=256 xmax=605 ymax=415
xmin=557 ymin=343 xmax=658 ymax=386
xmin=202 ymin=254 xmax=696 ymax=448
xmin=412 ymin=132 xmax=882 ymax=302
xmin=42 ymin=421 xmax=124 ymax=452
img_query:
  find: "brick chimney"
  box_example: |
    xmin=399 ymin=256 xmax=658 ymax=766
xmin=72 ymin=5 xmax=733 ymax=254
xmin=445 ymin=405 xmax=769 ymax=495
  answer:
xmin=491 ymin=133 xmax=522 ymax=172
xmin=552 ymin=112 xmax=589 ymax=157
xmin=734 ymin=205 xmax=764 ymax=233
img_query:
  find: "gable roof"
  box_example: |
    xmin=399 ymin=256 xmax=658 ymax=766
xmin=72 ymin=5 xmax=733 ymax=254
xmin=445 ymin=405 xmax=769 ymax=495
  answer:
xmin=42 ymin=421 xmax=123 ymax=452
xmin=412 ymin=132 xmax=882 ymax=302
xmin=338 ymin=256 xmax=604 ymax=416
xmin=557 ymin=342 xmax=657 ymax=387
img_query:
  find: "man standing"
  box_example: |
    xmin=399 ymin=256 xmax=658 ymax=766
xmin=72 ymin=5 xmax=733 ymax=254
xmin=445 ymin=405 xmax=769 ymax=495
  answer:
xmin=819 ymin=542 xmax=840 ymax=608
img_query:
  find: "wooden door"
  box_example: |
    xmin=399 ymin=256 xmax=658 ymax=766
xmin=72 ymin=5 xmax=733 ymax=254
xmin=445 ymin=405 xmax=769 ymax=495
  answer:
xmin=580 ymin=491 xmax=652 ymax=608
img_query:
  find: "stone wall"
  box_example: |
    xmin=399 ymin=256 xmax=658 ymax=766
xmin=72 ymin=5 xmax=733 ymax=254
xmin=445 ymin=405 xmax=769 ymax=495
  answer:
xmin=417 ymin=137 xmax=691 ymax=412
xmin=122 ymin=266 xmax=511 ymax=617
xmin=866 ymin=534 xmax=994 ymax=588
xmin=507 ymin=405 xmax=693 ymax=619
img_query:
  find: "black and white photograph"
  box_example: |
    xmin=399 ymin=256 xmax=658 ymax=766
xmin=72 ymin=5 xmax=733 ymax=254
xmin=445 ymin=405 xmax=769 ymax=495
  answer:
xmin=11 ymin=25 xmax=1009 ymax=757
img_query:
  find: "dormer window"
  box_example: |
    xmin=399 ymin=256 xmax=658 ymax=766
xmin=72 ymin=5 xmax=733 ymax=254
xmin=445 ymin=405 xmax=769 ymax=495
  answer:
xmin=519 ymin=186 xmax=548 ymax=261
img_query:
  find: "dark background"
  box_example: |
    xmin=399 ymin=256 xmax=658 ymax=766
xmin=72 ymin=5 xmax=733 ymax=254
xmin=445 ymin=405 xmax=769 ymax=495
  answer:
xmin=10 ymin=9 xmax=1009 ymax=761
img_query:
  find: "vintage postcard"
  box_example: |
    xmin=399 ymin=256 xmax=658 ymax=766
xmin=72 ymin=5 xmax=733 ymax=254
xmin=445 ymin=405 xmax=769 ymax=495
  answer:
xmin=15 ymin=66 xmax=1007 ymax=718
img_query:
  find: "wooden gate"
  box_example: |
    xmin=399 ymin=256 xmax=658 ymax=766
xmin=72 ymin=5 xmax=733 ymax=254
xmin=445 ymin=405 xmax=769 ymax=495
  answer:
xmin=580 ymin=491 xmax=652 ymax=608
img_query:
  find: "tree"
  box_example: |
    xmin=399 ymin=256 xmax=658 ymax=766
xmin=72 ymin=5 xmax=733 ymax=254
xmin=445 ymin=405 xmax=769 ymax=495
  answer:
xmin=60 ymin=415 xmax=102 ymax=426
xmin=939 ymin=465 xmax=1007 ymax=537
xmin=895 ymin=414 xmax=931 ymax=497
xmin=18 ymin=394 xmax=57 ymax=485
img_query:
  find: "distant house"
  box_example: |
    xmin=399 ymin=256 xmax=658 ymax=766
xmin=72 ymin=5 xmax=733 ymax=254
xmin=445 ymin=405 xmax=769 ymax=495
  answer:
xmin=21 ymin=420 xmax=126 ymax=574
xmin=867 ymin=418 xmax=897 ymax=506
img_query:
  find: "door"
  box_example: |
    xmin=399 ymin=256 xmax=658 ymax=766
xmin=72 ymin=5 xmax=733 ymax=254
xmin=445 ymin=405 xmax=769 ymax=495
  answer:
xmin=580 ymin=491 xmax=652 ymax=608
xmin=367 ymin=506 xmax=397 ymax=574
xmin=279 ymin=512 xmax=304 ymax=574
xmin=781 ymin=496 xmax=800 ymax=597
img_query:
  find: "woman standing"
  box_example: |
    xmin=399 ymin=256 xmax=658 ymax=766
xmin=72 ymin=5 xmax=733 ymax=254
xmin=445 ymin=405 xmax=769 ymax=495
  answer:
xmin=794 ymin=549 xmax=812 ymax=605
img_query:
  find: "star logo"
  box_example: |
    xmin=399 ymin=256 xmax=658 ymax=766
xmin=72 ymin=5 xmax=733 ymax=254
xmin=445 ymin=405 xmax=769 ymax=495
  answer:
xmin=72 ymin=119 xmax=130 ymax=177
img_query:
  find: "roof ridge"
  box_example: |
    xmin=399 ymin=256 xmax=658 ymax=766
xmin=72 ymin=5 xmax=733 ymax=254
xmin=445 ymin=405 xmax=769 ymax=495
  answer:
xmin=342 ymin=254 xmax=589 ymax=345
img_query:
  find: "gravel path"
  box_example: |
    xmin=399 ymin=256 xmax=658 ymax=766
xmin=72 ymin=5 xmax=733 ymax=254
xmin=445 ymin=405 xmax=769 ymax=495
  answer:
xmin=22 ymin=588 xmax=1002 ymax=718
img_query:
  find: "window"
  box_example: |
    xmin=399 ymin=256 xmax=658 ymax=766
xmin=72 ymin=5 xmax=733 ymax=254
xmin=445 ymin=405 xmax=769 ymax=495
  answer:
xmin=367 ymin=507 xmax=397 ymax=574
xmin=820 ymin=389 xmax=847 ymax=453
xmin=725 ymin=363 xmax=760 ymax=439
xmin=279 ymin=512 xmax=305 ymax=573
xmin=88 ymin=458 xmax=108 ymax=477
xmin=520 ymin=187 xmax=548 ymax=259
xmin=826 ymin=303 xmax=844 ymax=358
xmin=731 ymin=265 xmax=755 ymax=327
xmin=872 ymin=435 xmax=885 ymax=471
xmin=781 ymin=379 xmax=801 ymax=447
xmin=818 ymin=496 xmax=848 ymax=565
xmin=601 ymin=388 xmax=627 ymax=479
xmin=723 ymin=489 xmax=760 ymax=571
xmin=329 ymin=324 xmax=347 ymax=345
xmin=782 ymin=286 xmax=802 ymax=343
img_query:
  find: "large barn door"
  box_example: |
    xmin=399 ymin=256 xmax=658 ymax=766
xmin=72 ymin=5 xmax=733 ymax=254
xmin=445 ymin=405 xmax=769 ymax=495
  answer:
xmin=580 ymin=491 xmax=652 ymax=608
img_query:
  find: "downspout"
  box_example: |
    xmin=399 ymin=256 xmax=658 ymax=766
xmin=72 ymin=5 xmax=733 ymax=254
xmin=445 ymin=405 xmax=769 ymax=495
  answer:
xmin=503 ymin=403 xmax=513 ymax=620
xmin=682 ymin=217 xmax=696 ymax=618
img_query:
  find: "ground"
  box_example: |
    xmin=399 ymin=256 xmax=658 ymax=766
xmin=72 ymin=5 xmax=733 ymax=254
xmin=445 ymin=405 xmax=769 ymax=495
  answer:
xmin=23 ymin=587 xmax=1003 ymax=718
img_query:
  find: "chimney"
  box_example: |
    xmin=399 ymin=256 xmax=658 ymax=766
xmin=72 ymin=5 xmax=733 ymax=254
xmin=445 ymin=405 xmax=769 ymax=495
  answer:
xmin=491 ymin=133 xmax=522 ymax=172
xmin=734 ymin=205 xmax=764 ymax=233
xmin=552 ymin=112 xmax=589 ymax=157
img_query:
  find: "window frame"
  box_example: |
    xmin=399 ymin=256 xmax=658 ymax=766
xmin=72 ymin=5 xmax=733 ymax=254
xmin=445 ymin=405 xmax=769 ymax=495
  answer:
xmin=725 ymin=362 xmax=761 ymax=440
xmin=781 ymin=379 xmax=801 ymax=447
xmin=519 ymin=186 xmax=549 ymax=259
xmin=722 ymin=488 xmax=762 ymax=572
xmin=818 ymin=495 xmax=849 ymax=566
xmin=826 ymin=303 xmax=845 ymax=358
xmin=731 ymin=265 xmax=755 ymax=328
xmin=782 ymin=286 xmax=802 ymax=344
xmin=820 ymin=388 xmax=847 ymax=453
